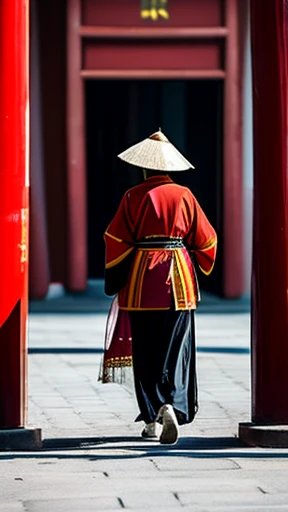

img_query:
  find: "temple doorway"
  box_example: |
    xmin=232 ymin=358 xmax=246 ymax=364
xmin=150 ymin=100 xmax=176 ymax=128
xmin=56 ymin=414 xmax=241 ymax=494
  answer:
xmin=86 ymin=79 xmax=223 ymax=294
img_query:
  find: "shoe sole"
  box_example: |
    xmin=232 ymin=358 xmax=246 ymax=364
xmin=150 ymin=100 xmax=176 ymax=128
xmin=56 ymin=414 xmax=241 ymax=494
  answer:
xmin=141 ymin=423 xmax=162 ymax=440
xmin=159 ymin=408 xmax=179 ymax=445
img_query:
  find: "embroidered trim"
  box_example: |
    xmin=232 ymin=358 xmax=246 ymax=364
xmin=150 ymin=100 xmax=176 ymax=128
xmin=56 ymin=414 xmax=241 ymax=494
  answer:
xmin=169 ymin=249 xmax=197 ymax=310
xmin=119 ymin=247 xmax=200 ymax=310
xmin=105 ymin=356 xmax=133 ymax=368
xmin=134 ymin=251 xmax=149 ymax=308
xmin=134 ymin=247 xmax=182 ymax=251
xmin=198 ymin=237 xmax=217 ymax=251
xmin=143 ymin=234 xmax=183 ymax=240
xmin=120 ymin=306 xmax=173 ymax=311
xmin=105 ymin=231 xmax=122 ymax=243
xmin=127 ymin=250 xmax=142 ymax=308
xmin=175 ymin=250 xmax=188 ymax=308
xmin=198 ymin=261 xmax=215 ymax=276
xmin=105 ymin=247 xmax=134 ymax=269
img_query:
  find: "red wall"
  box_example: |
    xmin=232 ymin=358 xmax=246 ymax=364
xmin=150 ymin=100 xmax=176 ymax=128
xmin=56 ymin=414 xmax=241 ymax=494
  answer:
xmin=83 ymin=40 xmax=224 ymax=72
xmin=82 ymin=0 xmax=224 ymax=27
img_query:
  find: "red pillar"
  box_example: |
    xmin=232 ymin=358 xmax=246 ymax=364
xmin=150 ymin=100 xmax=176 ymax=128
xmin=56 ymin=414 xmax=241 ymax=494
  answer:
xmin=66 ymin=0 xmax=87 ymax=292
xmin=239 ymin=0 xmax=288 ymax=447
xmin=0 ymin=0 xmax=30 ymax=428
xmin=223 ymin=0 xmax=243 ymax=298
xmin=29 ymin=0 xmax=50 ymax=299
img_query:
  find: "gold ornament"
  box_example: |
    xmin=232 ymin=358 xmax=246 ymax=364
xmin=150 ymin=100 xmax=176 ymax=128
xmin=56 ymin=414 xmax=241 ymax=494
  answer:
xmin=140 ymin=0 xmax=169 ymax=21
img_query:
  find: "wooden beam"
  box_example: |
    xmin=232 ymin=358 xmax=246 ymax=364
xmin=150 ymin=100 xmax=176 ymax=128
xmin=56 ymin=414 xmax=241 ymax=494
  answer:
xmin=66 ymin=0 xmax=87 ymax=291
xmin=81 ymin=69 xmax=225 ymax=79
xmin=79 ymin=26 xmax=228 ymax=40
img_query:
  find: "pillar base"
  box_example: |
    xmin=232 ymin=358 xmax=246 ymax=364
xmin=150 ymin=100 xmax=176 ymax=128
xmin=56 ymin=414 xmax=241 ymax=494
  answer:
xmin=0 ymin=428 xmax=42 ymax=451
xmin=239 ymin=422 xmax=288 ymax=448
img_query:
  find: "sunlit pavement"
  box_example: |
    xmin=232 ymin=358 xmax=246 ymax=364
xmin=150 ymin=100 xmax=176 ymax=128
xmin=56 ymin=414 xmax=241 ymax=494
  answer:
xmin=1 ymin=311 xmax=288 ymax=511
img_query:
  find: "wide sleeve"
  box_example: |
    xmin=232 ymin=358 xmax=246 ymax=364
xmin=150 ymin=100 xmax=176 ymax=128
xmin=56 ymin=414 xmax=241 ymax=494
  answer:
xmin=104 ymin=193 xmax=135 ymax=295
xmin=186 ymin=194 xmax=217 ymax=276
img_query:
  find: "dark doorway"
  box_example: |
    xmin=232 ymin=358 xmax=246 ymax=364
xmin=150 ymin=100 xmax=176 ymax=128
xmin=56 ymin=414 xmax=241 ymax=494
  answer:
xmin=85 ymin=80 xmax=223 ymax=294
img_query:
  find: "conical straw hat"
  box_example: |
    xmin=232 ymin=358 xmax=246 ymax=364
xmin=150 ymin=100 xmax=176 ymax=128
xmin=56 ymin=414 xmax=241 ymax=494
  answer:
xmin=118 ymin=130 xmax=195 ymax=171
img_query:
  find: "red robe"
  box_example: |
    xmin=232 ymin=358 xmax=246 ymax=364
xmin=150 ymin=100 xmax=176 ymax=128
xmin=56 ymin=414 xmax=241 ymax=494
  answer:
xmin=104 ymin=175 xmax=217 ymax=310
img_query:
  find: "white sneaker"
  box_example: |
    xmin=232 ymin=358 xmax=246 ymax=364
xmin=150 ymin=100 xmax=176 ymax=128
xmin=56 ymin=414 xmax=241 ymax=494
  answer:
xmin=157 ymin=404 xmax=179 ymax=445
xmin=141 ymin=421 xmax=162 ymax=439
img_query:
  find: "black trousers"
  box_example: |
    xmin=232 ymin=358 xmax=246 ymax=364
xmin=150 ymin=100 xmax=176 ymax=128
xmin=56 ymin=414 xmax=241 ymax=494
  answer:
xmin=129 ymin=309 xmax=198 ymax=425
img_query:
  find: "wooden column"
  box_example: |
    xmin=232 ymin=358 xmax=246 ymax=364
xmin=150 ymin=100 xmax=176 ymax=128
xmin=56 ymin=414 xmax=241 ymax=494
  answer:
xmin=251 ymin=0 xmax=288 ymax=423
xmin=239 ymin=0 xmax=288 ymax=447
xmin=66 ymin=0 xmax=87 ymax=291
xmin=29 ymin=0 xmax=50 ymax=299
xmin=223 ymin=0 xmax=243 ymax=297
xmin=0 ymin=0 xmax=29 ymax=428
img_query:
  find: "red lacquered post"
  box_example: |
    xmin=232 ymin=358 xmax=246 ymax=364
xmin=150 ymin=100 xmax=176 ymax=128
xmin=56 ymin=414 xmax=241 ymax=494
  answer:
xmin=223 ymin=0 xmax=243 ymax=298
xmin=0 ymin=0 xmax=41 ymax=448
xmin=239 ymin=0 xmax=288 ymax=447
xmin=66 ymin=0 xmax=87 ymax=292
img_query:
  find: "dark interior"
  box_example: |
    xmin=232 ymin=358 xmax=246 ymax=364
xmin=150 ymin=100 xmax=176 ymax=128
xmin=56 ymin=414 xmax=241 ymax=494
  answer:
xmin=85 ymin=79 xmax=223 ymax=295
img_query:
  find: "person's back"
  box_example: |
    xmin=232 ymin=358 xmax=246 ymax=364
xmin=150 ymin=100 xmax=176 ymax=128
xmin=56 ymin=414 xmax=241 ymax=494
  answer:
xmin=105 ymin=172 xmax=216 ymax=311
xmin=103 ymin=130 xmax=217 ymax=445
xmin=126 ymin=177 xmax=194 ymax=240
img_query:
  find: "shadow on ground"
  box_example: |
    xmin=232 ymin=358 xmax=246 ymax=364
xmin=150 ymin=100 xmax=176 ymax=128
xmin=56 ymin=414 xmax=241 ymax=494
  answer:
xmin=2 ymin=436 xmax=288 ymax=459
xmin=28 ymin=347 xmax=250 ymax=355
xmin=41 ymin=436 xmax=243 ymax=451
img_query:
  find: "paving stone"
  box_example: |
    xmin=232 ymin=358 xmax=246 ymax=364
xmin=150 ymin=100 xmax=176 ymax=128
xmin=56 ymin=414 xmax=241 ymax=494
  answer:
xmin=2 ymin=312 xmax=286 ymax=511
xmin=119 ymin=490 xmax=182 ymax=509
xmin=0 ymin=504 xmax=24 ymax=512
xmin=176 ymin=491 xmax=288 ymax=509
xmin=24 ymin=497 xmax=121 ymax=511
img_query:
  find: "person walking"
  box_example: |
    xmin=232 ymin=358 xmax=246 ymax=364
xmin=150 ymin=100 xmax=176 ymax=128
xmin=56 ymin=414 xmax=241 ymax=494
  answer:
xmin=104 ymin=130 xmax=217 ymax=444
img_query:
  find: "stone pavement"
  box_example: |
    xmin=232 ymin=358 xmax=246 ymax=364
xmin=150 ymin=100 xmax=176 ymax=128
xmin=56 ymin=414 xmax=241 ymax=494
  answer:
xmin=1 ymin=312 xmax=288 ymax=511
